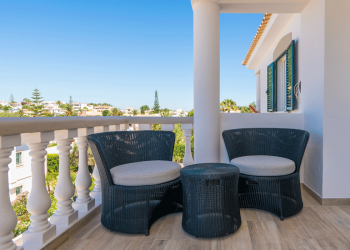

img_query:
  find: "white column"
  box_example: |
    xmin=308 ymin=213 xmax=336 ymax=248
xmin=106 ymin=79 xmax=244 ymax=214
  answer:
xmin=139 ymin=124 xmax=152 ymax=130
xmin=0 ymin=135 xmax=23 ymax=250
xmin=193 ymin=0 xmax=220 ymax=163
xmin=91 ymin=126 xmax=109 ymax=205
xmin=181 ymin=124 xmax=194 ymax=166
xmin=72 ymin=128 xmax=95 ymax=213
xmin=21 ymin=132 xmax=56 ymax=246
xmin=50 ymin=129 xmax=78 ymax=228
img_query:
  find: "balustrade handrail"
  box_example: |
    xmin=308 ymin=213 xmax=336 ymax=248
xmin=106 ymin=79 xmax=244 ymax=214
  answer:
xmin=0 ymin=116 xmax=194 ymax=136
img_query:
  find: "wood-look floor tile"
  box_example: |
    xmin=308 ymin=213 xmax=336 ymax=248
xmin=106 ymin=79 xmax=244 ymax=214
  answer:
xmin=302 ymin=195 xmax=314 ymax=207
xmin=316 ymin=237 xmax=350 ymax=250
xmin=241 ymin=209 xmax=274 ymax=222
xmin=273 ymin=215 xmax=313 ymax=239
xmin=282 ymin=238 xmax=322 ymax=250
xmin=156 ymin=212 xmax=188 ymax=240
xmin=301 ymin=189 xmax=321 ymax=207
xmin=247 ymin=221 xmax=284 ymax=250
xmin=56 ymin=239 xmax=90 ymax=250
xmin=219 ymin=221 xmax=253 ymax=250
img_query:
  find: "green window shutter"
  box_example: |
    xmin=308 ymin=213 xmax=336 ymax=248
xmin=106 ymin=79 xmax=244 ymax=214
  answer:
xmin=267 ymin=62 xmax=276 ymax=112
xmin=286 ymin=41 xmax=295 ymax=111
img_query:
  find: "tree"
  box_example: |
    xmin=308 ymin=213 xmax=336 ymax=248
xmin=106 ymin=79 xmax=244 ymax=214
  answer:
xmin=102 ymin=110 xmax=110 ymax=116
xmin=18 ymin=109 xmax=24 ymax=117
xmin=187 ymin=109 xmax=194 ymax=117
xmin=63 ymin=105 xmax=77 ymax=116
xmin=220 ymin=99 xmax=238 ymax=113
xmin=111 ymin=108 xmax=119 ymax=116
xmin=56 ymin=100 xmax=62 ymax=105
xmin=153 ymin=90 xmax=160 ymax=113
xmin=9 ymin=94 xmax=15 ymax=103
xmin=133 ymin=109 xmax=138 ymax=116
xmin=30 ymin=88 xmax=44 ymax=117
xmin=3 ymin=106 xmax=11 ymax=111
xmin=140 ymin=105 xmax=150 ymax=114
xmin=161 ymin=110 xmax=172 ymax=117
xmin=69 ymin=96 xmax=73 ymax=105
xmin=22 ymin=98 xmax=31 ymax=103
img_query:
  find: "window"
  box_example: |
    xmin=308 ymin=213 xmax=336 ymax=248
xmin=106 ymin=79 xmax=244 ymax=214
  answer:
xmin=16 ymin=152 xmax=23 ymax=166
xmin=267 ymin=40 xmax=295 ymax=112
xmin=16 ymin=186 xmax=23 ymax=196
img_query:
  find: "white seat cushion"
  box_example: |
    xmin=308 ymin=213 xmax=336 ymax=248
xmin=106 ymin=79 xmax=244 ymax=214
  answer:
xmin=110 ymin=160 xmax=181 ymax=186
xmin=230 ymin=155 xmax=295 ymax=176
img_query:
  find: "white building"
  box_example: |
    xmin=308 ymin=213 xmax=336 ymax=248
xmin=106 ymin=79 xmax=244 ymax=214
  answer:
xmin=0 ymin=100 xmax=9 ymax=106
xmin=124 ymin=107 xmax=134 ymax=114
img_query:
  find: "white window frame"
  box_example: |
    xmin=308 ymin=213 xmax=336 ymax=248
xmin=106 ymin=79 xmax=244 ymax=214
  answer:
xmin=16 ymin=151 xmax=23 ymax=167
xmin=277 ymin=55 xmax=287 ymax=112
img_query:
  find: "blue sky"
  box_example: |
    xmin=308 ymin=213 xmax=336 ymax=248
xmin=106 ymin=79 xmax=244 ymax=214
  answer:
xmin=0 ymin=1 xmax=263 ymax=111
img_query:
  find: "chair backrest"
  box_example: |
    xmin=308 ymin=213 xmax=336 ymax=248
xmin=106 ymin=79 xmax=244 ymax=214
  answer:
xmin=87 ymin=130 xmax=175 ymax=186
xmin=222 ymin=128 xmax=310 ymax=172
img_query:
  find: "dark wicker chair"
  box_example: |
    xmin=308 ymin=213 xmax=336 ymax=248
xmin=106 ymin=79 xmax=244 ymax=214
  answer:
xmin=222 ymin=128 xmax=309 ymax=220
xmin=87 ymin=131 xmax=183 ymax=236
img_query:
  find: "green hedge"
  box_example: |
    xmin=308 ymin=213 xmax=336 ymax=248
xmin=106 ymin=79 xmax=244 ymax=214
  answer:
xmin=47 ymin=154 xmax=59 ymax=174
xmin=173 ymin=144 xmax=194 ymax=163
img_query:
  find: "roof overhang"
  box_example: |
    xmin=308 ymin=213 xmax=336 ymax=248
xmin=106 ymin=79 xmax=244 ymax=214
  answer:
xmin=245 ymin=13 xmax=294 ymax=70
xmin=191 ymin=0 xmax=310 ymax=13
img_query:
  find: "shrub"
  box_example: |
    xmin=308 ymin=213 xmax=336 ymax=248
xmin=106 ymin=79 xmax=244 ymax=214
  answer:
xmin=173 ymin=144 xmax=194 ymax=163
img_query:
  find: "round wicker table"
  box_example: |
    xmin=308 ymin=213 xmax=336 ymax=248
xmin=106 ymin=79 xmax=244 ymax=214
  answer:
xmin=180 ymin=163 xmax=241 ymax=238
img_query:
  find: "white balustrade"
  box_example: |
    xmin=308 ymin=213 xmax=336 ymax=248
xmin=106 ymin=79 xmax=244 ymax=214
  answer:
xmin=91 ymin=126 xmax=109 ymax=205
xmin=181 ymin=124 xmax=194 ymax=166
xmin=21 ymin=132 xmax=56 ymax=246
xmin=0 ymin=117 xmax=194 ymax=248
xmin=161 ymin=124 xmax=175 ymax=131
xmin=73 ymin=128 xmax=95 ymax=213
xmin=50 ymin=129 xmax=78 ymax=228
xmin=0 ymin=135 xmax=23 ymax=250
xmin=138 ymin=124 xmax=152 ymax=130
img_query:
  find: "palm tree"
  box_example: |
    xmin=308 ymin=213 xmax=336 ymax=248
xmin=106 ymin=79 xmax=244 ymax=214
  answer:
xmin=220 ymin=99 xmax=238 ymax=113
xmin=111 ymin=108 xmax=119 ymax=116
xmin=64 ymin=105 xmax=74 ymax=116
xmin=56 ymin=100 xmax=62 ymax=105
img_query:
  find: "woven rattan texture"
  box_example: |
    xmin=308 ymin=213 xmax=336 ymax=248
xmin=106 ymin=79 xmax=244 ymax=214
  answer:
xmin=181 ymin=163 xmax=241 ymax=238
xmin=222 ymin=128 xmax=309 ymax=220
xmin=87 ymin=131 xmax=183 ymax=235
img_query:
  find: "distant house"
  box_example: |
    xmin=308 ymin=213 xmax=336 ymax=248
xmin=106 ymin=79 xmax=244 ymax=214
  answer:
xmin=93 ymin=105 xmax=113 ymax=113
xmin=0 ymin=100 xmax=9 ymax=106
xmin=124 ymin=107 xmax=134 ymax=114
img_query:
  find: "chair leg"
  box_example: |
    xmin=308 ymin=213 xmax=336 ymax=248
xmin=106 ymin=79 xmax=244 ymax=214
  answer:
xmin=145 ymin=230 xmax=149 ymax=236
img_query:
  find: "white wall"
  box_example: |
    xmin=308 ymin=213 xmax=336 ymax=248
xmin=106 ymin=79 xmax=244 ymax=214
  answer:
xmin=220 ymin=113 xmax=305 ymax=182
xmin=300 ymin=0 xmax=325 ymax=197
xmin=322 ymin=0 xmax=350 ymax=198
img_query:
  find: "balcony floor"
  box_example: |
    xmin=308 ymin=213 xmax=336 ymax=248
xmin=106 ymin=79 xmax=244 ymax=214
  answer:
xmin=57 ymin=189 xmax=350 ymax=250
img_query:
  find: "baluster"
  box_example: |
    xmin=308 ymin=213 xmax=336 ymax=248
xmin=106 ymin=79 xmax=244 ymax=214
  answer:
xmin=138 ymin=124 xmax=152 ymax=130
xmin=72 ymin=128 xmax=95 ymax=213
xmin=50 ymin=129 xmax=78 ymax=227
xmin=181 ymin=124 xmax=194 ymax=166
xmin=21 ymin=132 xmax=56 ymax=246
xmin=91 ymin=126 xmax=109 ymax=205
xmin=0 ymin=135 xmax=23 ymax=250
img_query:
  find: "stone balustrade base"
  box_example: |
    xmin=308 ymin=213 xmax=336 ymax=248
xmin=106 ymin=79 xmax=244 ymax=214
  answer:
xmin=21 ymin=225 xmax=56 ymax=247
xmin=50 ymin=210 xmax=79 ymax=228
xmin=72 ymin=198 xmax=96 ymax=212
